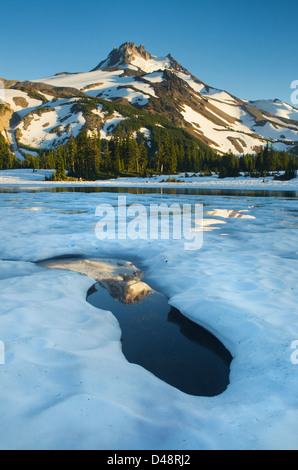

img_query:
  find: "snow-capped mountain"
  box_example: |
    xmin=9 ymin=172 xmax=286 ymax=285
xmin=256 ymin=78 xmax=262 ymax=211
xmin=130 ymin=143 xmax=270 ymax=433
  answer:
xmin=1 ymin=42 xmax=298 ymax=158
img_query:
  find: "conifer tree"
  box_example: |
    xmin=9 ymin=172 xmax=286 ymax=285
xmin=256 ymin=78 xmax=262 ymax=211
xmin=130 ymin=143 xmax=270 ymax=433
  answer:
xmin=103 ymin=143 xmax=112 ymax=172
xmin=113 ymin=143 xmax=121 ymax=175
xmin=138 ymin=140 xmax=148 ymax=175
xmin=55 ymin=146 xmax=66 ymax=180
xmin=67 ymin=133 xmax=77 ymax=176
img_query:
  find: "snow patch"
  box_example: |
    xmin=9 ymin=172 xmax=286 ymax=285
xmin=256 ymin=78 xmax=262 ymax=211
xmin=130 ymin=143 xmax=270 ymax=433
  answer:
xmin=181 ymin=104 xmax=265 ymax=153
xmin=16 ymin=104 xmax=86 ymax=149
xmin=145 ymin=72 xmax=165 ymax=83
xmin=250 ymin=100 xmax=298 ymax=122
xmin=100 ymin=112 xmax=127 ymax=140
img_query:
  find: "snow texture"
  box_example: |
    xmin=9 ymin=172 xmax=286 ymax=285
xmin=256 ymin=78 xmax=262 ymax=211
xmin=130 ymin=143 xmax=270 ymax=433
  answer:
xmin=250 ymin=100 xmax=298 ymax=122
xmin=0 ymin=174 xmax=297 ymax=449
xmin=33 ymin=70 xmax=154 ymax=105
xmin=0 ymin=169 xmax=297 ymax=192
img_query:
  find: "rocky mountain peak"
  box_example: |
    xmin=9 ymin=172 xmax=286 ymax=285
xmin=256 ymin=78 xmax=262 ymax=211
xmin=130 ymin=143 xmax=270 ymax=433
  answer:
xmin=92 ymin=42 xmax=152 ymax=71
xmin=119 ymin=42 xmax=151 ymax=61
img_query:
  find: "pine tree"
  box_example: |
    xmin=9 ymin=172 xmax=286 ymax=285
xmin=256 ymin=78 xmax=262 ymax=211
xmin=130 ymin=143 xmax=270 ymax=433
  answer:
xmin=103 ymin=143 xmax=112 ymax=172
xmin=138 ymin=140 xmax=148 ymax=175
xmin=55 ymin=146 xmax=66 ymax=180
xmin=67 ymin=133 xmax=77 ymax=176
xmin=156 ymin=139 xmax=165 ymax=173
xmin=113 ymin=143 xmax=121 ymax=175
xmin=257 ymin=148 xmax=264 ymax=170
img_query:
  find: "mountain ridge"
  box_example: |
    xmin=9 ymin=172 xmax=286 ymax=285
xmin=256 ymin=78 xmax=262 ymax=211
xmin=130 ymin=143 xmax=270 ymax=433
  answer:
xmin=92 ymin=42 xmax=153 ymax=71
xmin=1 ymin=42 xmax=298 ymax=158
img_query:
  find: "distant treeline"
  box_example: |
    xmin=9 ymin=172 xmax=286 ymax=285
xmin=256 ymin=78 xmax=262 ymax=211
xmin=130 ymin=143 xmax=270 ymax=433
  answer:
xmin=0 ymin=130 xmax=297 ymax=180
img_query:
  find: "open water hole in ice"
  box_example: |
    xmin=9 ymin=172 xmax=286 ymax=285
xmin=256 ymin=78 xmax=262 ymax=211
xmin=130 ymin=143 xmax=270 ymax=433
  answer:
xmin=38 ymin=251 xmax=232 ymax=397
xmin=87 ymin=280 xmax=232 ymax=397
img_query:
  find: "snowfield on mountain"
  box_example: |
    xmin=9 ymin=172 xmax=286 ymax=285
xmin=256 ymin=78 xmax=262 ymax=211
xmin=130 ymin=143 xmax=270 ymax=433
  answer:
xmin=1 ymin=42 xmax=298 ymax=156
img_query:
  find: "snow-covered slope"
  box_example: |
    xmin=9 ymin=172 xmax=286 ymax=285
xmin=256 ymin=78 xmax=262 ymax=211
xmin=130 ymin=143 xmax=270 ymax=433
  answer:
xmin=1 ymin=42 xmax=298 ymax=156
xmin=15 ymin=99 xmax=86 ymax=150
xmin=249 ymin=99 xmax=298 ymax=122
xmin=34 ymin=70 xmax=156 ymax=104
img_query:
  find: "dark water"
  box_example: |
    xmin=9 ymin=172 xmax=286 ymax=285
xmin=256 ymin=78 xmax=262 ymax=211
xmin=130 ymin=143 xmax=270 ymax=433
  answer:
xmin=0 ymin=185 xmax=297 ymax=198
xmin=87 ymin=283 xmax=232 ymax=397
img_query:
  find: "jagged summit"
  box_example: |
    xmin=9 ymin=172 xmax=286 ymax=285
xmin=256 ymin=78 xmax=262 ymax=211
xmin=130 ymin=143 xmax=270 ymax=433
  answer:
xmin=91 ymin=42 xmax=184 ymax=75
xmin=92 ymin=42 xmax=191 ymax=77
xmin=92 ymin=42 xmax=152 ymax=71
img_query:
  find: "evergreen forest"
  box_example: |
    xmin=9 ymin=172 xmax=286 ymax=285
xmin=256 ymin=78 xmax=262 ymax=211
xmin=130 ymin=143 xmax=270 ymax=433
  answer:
xmin=0 ymin=129 xmax=297 ymax=181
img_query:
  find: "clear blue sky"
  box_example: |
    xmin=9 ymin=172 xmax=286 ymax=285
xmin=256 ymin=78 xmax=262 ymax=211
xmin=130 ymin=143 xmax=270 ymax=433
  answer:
xmin=1 ymin=0 xmax=297 ymax=103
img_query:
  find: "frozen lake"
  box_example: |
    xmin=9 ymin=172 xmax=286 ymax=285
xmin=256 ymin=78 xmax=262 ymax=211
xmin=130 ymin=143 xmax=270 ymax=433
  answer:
xmin=0 ymin=182 xmax=297 ymax=449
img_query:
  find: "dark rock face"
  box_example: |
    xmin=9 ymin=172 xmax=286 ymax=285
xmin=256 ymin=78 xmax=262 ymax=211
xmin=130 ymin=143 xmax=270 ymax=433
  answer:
xmin=92 ymin=42 xmax=152 ymax=71
xmin=43 ymin=258 xmax=153 ymax=304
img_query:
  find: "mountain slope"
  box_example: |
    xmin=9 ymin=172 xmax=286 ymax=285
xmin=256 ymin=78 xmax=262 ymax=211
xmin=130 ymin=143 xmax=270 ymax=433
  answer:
xmin=1 ymin=42 xmax=298 ymax=157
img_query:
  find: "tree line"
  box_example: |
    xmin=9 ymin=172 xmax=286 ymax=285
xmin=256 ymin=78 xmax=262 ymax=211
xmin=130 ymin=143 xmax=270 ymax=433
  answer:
xmin=44 ymin=130 xmax=296 ymax=180
xmin=0 ymin=129 xmax=297 ymax=180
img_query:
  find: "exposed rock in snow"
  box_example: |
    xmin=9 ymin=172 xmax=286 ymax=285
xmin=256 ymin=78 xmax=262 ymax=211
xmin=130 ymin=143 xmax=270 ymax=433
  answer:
xmin=43 ymin=258 xmax=153 ymax=304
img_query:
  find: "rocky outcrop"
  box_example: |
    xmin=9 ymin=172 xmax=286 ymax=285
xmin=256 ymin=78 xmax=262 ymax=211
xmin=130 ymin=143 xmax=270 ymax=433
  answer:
xmin=43 ymin=258 xmax=153 ymax=304
xmin=0 ymin=103 xmax=13 ymax=134
xmin=92 ymin=42 xmax=152 ymax=71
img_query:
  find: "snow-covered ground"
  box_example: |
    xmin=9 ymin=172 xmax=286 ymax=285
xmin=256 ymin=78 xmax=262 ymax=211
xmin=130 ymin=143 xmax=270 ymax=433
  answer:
xmin=0 ymin=169 xmax=297 ymax=192
xmin=0 ymin=174 xmax=297 ymax=449
xmin=33 ymin=69 xmax=154 ymax=105
xmin=249 ymin=99 xmax=298 ymax=122
xmin=181 ymin=104 xmax=268 ymax=153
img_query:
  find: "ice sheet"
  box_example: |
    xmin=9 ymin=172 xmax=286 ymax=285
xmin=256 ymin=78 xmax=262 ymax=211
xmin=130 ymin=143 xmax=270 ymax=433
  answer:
xmin=0 ymin=185 xmax=297 ymax=449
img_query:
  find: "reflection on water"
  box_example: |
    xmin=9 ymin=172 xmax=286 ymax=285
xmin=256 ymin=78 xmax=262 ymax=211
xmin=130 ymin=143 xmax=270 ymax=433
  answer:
xmin=0 ymin=186 xmax=297 ymax=198
xmin=87 ymin=283 xmax=232 ymax=397
xmin=43 ymin=258 xmax=153 ymax=305
xmin=7 ymin=206 xmax=89 ymax=214
xmin=205 ymin=209 xmax=256 ymax=219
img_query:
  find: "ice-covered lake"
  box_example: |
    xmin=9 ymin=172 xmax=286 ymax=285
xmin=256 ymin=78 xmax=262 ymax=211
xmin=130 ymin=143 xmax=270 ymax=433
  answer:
xmin=87 ymin=282 xmax=232 ymax=397
xmin=0 ymin=178 xmax=297 ymax=450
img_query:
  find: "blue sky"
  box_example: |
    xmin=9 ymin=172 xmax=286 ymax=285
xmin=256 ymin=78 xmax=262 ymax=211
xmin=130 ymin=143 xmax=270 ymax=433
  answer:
xmin=1 ymin=0 xmax=297 ymax=103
